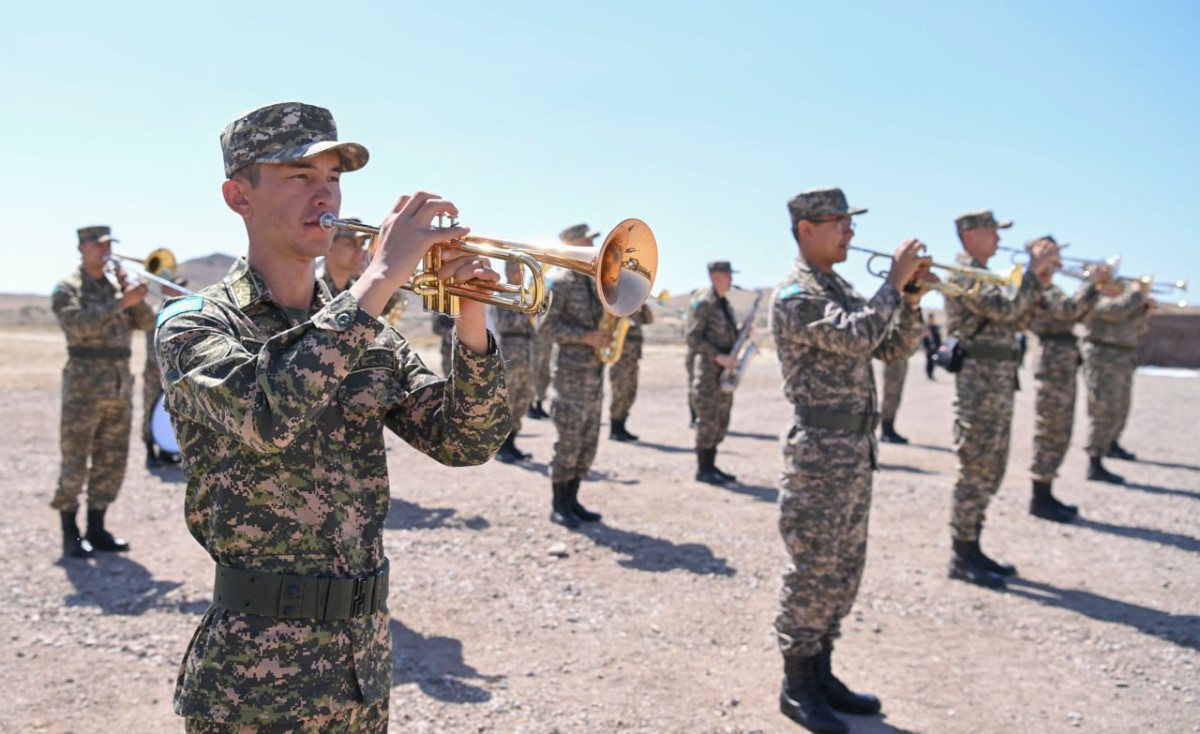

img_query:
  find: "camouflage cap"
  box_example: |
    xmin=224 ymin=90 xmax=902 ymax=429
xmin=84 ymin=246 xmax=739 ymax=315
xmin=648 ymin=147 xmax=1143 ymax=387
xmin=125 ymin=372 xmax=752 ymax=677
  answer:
xmin=333 ymin=217 xmax=366 ymax=239
xmin=220 ymin=102 xmax=369 ymax=178
xmin=787 ymin=187 xmax=867 ymax=225
xmin=1023 ymin=234 xmax=1061 ymax=251
xmin=77 ymin=225 xmax=116 ymax=244
xmin=707 ymin=260 xmax=736 ymax=274
xmin=559 ymin=224 xmax=600 ymax=242
xmin=955 ymin=209 xmax=1013 ymax=234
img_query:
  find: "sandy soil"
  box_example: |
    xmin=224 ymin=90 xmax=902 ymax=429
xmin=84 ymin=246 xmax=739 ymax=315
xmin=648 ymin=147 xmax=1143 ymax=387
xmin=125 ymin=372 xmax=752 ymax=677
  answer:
xmin=0 ymin=300 xmax=1196 ymax=734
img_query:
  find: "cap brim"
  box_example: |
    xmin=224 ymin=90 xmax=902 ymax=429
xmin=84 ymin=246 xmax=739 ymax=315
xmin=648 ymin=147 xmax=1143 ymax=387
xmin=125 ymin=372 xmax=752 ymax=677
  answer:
xmin=95 ymin=235 xmax=117 ymax=244
xmin=586 ymin=231 xmax=601 ymax=239
xmin=257 ymin=140 xmax=370 ymax=172
xmin=848 ymin=206 xmax=868 ymax=216
xmin=996 ymin=220 xmax=1013 ymax=229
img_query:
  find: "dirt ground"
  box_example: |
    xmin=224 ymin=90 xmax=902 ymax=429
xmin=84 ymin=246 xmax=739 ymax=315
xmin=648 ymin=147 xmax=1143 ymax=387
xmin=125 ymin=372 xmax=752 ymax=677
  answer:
xmin=0 ymin=297 xmax=1197 ymax=734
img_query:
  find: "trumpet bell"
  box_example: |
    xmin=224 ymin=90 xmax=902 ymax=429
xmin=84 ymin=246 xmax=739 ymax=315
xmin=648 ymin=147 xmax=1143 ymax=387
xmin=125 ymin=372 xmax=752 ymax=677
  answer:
xmin=143 ymin=248 xmax=178 ymax=279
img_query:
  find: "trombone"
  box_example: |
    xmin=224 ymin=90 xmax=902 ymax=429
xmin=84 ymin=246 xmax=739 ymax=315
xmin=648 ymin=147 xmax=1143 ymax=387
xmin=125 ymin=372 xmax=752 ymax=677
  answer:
xmin=850 ymin=247 xmax=1023 ymax=297
xmin=320 ymin=214 xmax=656 ymax=317
xmin=108 ymin=248 xmax=195 ymax=297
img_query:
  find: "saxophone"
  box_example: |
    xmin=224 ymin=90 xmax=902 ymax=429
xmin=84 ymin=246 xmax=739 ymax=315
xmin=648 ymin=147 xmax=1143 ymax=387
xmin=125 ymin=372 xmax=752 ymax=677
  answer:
xmin=719 ymin=289 xmax=763 ymax=392
xmin=597 ymin=312 xmax=631 ymax=363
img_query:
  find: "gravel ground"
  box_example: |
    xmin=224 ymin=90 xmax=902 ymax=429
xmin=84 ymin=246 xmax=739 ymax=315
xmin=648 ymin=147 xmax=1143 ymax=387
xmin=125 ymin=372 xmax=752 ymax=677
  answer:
xmin=0 ymin=323 xmax=1197 ymax=734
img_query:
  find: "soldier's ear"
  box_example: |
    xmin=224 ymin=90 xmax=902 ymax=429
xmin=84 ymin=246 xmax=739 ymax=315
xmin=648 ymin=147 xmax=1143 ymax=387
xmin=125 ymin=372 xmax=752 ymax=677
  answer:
xmin=222 ymin=179 xmax=252 ymax=219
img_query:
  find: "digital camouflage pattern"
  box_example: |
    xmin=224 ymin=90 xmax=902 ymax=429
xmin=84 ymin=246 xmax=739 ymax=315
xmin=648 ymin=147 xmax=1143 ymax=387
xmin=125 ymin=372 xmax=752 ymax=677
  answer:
xmin=220 ymin=102 xmax=368 ymax=178
xmin=50 ymin=266 xmax=155 ymax=512
xmin=184 ymin=697 xmax=388 ymax=734
xmin=156 ymin=259 xmax=509 ymax=725
xmin=142 ymin=328 xmax=162 ymax=447
xmin=1082 ymin=290 xmax=1150 ymax=457
xmin=879 ymin=357 xmax=908 ymax=424
xmin=540 ymin=269 xmax=606 ymax=483
xmin=954 ymin=209 xmax=1013 ymax=234
xmin=492 ymin=305 xmax=537 ymax=435
xmin=558 ymin=223 xmax=599 ymax=242
xmin=786 ymin=187 xmax=867 ymax=225
xmin=532 ymin=331 xmax=554 ymax=404
xmin=770 ymin=255 xmax=922 ymax=658
xmin=1027 ymin=282 xmax=1100 ymax=481
xmin=431 ymin=314 xmax=456 ymax=377
xmin=608 ymin=303 xmax=653 ymax=422
xmin=944 ymin=251 xmax=1044 ymax=541
xmin=686 ymin=286 xmax=739 ymax=450
xmin=77 ymin=225 xmax=114 ymax=243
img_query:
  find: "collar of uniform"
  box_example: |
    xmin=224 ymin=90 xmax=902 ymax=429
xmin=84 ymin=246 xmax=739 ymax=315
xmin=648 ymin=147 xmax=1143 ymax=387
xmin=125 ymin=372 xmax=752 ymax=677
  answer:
xmin=955 ymin=251 xmax=986 ymax=270
xmin=798 ymin=255 xmax=848 ymax=294
xmin=222 ymin=257 xmax=333 ymax=312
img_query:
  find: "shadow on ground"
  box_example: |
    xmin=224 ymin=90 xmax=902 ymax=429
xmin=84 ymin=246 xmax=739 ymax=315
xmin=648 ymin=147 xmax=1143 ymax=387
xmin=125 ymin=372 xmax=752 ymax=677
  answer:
xmin=1074 ymin=516 xmax=1200 ymax=554
xmin=576 ymin=522 xmax=736 ymax=576
xmin=391 ymin=618 xmax=500 ymax=703
xmin=58 ymin=553 xmax=207 ymax=615
xmin=387 ymin=498 xmax=490 ymax=532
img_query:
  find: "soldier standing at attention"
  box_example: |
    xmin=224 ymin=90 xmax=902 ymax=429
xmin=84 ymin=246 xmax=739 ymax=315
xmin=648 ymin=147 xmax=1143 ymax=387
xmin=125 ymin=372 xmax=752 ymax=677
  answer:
xmin=1082 ymin=279 xmax=1152 ymax=484
xmin=51 ymin=225 xmax=155 ymax=558
xmin=316 ymin=217 xmax=369 ymax=295
xmin=608 ymin=302 xmax=653 ymax=442
xmin=688 ymin=261 xmax=741 ymax=485
xmin=528 ymin=306 xmax=554 ymax=420
xmin=493 ymin=259 xmax=537 ymax=463
xmin=1025 ymin=235 xmax=1108 ymax=521
xmin=540 ymin=223 xmax=609 ymax=528
xmin=877 ymin=357 xmax=909 ymax=443
xmin=142 ymin=277 xmax=188 ymax=469
xmin=772 ymin=188 xmax=932 ymax=734
xmin=156 ymin=102 xmax=510 ymax=733
xmin=945 ymin=210 xmax=1056 ymax=589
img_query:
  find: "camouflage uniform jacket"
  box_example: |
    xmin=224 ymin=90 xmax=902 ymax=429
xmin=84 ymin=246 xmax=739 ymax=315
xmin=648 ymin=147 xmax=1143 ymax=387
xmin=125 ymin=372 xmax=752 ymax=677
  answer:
xmin=624 ymin=303 xmax=653 ymax=345
xmin=156 ymin=259 xmax=509 ymax=723
xmin=315 ymin=260 xmax=354 ymax=297
xmin=493 ymin=305 xmax=537 ymax=339
xmin=944 ymin=252 xmax=1043 ymax=349
xmin=686 ymin=286 xmax=738 ymax=376
xmin=1028 ymin=282 xmax=1100 ymax=373
xmin=771 ymin=256 xmax=922 ymax=422
xmin=539 ymin=269 xmax=605 ymax=367
xmin=1084 ymin=291 xmax=1150 ymax=348
xmin=52 ymin=266 xmax=155 ymax=398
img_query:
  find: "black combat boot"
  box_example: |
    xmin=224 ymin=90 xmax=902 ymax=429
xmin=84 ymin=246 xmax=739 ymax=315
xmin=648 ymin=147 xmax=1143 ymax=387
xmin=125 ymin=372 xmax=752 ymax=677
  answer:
xmin=85 ymin=509 xmax=130 ymax=552
xmin=609 ymin=420 xmax=639 ymax=442
xmin=549 ymin=482 xmax=581 ymax=528
xmin=711 ymin=448 xmax=737 ymax=483
xmin=1030 ymin=480 xmax=1077 ymax=523
xmin=495 ymin=433 xmax=529 ymax=464
xmin=816 ymin=640 xmax=881 ymax=715
xmin=1087 ymin=456 xmax=1125 ymax=484
xmin=879 ymin=420 xmax=909 ymax=444
xmin=971 ymin=534 xmax=1016 ymax=576
xmin=144 ymin=439 xmax=161 ymax=470
xmin=1107 ymin=441 xmax=1137 ymax=461
xmin=567 ymin=478 xmax=602 ymax=522
xmin=60 ymin=510 xmax=93 ymax=559
xmin=948 ymin=539 xmax=1005 ymax=588
xmin=695 ymin=448 xmax=727 ymax=485
xmin=780 ymin=653 xmax=848 ymax=734
xmin=527 ymin=400 xmax=549 ymax=420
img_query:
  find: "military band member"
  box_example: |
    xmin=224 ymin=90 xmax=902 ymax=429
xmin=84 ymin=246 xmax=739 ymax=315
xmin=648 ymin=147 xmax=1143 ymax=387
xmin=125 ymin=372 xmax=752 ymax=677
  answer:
xmin=772 ymin=188 xmax=932 ymax=734
xmin=316 ymin=218 xmax=369 ymax=295
xmin=922 ymin=313 xmax=942 ymax=379
xmin=156 ymin=102 xmax=509 ymax=733
xmin=51 ymin=226 xmax=155 ymax=558
xmin=877 ymin=357 xmax=909 ymax=443
xmin=945 ymin=210 xmax=1055 ymax=589
xmin=688 ymin=261 xmax=741 ymax=485
xmin=529 ymin=330 xmax=553 ymax=419
xmin=1024 ymin=236 xmax=1107 ymax=521
xmin=494 ymin=260 xmax=537 ymax=463
xmin=608 ymin=302 xmax=653 ymax=442
xmin=540 ymin=223 xmax=609 ymax=528
xmin=143 ymin=276 xmax=188 ymax=469
xmin=1082 ymin=280 xmax=1152 ymax=484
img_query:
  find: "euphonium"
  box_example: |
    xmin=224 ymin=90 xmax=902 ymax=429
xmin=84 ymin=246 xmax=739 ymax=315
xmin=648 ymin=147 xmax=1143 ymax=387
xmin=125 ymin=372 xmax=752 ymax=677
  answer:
xmin=596 ymin=313 xmax=631 ymax=363
xmin=720 ymin=289 xmax=763 ymax=393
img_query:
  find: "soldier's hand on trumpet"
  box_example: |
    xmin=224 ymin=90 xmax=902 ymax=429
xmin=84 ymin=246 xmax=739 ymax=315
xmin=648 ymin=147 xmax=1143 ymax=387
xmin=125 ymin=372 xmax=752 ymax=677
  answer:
xmin=883 ymin=238 xmax=933 ymax=294
xmin=114 ymin=264 xmax=149 ymax=309
xmin=1085 ymin=264 xmax=1113 ymax=285
xmin=1027 ymin=237 xmax=1059 ymax=280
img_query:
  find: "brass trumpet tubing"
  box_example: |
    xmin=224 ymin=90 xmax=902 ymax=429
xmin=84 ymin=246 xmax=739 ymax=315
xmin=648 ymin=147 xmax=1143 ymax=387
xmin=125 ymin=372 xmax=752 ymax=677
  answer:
xmin=848 ymin=246 xmax=969 ymax=297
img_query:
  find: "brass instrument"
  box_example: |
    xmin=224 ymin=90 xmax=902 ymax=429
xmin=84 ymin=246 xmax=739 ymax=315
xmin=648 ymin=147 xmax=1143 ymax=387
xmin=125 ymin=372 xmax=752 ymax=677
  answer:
xmin=320 ymin=214 xmax=656 ymax=317
xmin=852 ymin=246 xmax=1023 ymax=297
xmin=107 ymin=248 xmax=195 ymax=297
xmin=596 ymin=313 xmax=631 ymax=363
xmin=1115 ymin=275 xmax=1189 ymax=295
xmin=720 ymin=289 xmax=763 ymax=393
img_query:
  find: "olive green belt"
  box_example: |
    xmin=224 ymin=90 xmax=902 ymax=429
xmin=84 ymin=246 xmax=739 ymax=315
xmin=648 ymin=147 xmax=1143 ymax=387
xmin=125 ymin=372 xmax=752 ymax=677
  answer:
xmin=67 ymin=346 xmax=132 ymax=360
xmin=966 ymin=344 xmax=1020 ymax=362
xmin=1037 ymin=333 xmax=1078 ymax=344
xmin=798 ymin=408 xmax=879 ymax=435
xmin=212 ymin=559 xmax=389 ymax=620
xmin=1086 ymin=339 xmax=1136 ymax=352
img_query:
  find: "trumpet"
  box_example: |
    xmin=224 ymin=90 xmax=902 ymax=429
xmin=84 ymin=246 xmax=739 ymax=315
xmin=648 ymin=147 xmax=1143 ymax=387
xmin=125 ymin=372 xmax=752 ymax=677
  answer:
xmin=851 ymin=246 xmax=1023 ymax=297
xmin=1114 ymin=275 xmax=1188 ymax=295
xmin=107 ymin=248 xmax=194 ymax=297
xmin=320 ymin=214 xmax=656 ymax=317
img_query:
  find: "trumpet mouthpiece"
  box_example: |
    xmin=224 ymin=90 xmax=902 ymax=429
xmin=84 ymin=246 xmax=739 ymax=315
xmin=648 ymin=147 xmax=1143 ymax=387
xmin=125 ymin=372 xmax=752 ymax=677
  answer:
xmin=318 ymin=213 xmax=339 ymax=231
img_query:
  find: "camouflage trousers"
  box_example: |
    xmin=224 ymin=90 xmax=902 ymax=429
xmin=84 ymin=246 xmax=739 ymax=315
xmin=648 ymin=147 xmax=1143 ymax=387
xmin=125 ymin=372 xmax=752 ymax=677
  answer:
xmin=1030 ymin=342 xmax=1081 ymax=482
xmin=142 ymin=362 xmax=163 ymax=447
xmin=951 ymin=358 xmax=1017 ymax=541
xmin=608 ymin=339 xmax=642 ymax=422
xmin=1083 ymin=343 xmax=1137 ymax=458
xmin=51 ymin=394 xmax=132 ymax=512
xmin=533 ymin=336 xmax=554 ymax=403
xmin=550 ymin=361 xmax=604 ymax=482
xmin=775 ymin=423 xmax=873 ymax=658
xmin=184 ymin=697 xmax=388 ymax=733
xmin=880 ymin=358 xmax=908 ymax=423
xmin=500 ymin=335 xmax=535 ymax=435
xmin=685 ymin=346 xmax=697 ymax=417
xmin=691 ymin=363 xmax=733 ymax=450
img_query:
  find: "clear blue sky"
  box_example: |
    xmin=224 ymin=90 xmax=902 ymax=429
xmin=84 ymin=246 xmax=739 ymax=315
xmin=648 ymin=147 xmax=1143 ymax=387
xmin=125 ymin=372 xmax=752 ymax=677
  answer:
xmin=4 ymin=1 xmax=1197 ymax=308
